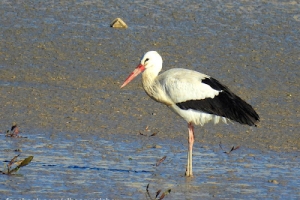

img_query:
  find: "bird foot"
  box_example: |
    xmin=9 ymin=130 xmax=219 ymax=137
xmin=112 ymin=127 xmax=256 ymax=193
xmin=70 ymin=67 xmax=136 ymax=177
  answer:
xmin=185 ymin=168 xmax=193 ymax=177
xmin=185 ymin=172 xmax=193 ymax=177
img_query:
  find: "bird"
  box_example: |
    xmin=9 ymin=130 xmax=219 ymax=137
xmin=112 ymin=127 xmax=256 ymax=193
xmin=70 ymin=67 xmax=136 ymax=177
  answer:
xmin=120 ymin=51 xmax=259 ymax=177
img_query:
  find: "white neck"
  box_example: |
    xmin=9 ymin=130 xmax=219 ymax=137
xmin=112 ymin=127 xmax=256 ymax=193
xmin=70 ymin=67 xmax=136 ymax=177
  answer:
xmin=142 ymin=66 xmax=160 ymax=88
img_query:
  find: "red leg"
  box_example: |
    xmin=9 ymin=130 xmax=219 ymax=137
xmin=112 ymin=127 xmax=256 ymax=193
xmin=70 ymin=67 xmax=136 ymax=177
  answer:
xmin=186 ymin=122 xmax=194 ymax=177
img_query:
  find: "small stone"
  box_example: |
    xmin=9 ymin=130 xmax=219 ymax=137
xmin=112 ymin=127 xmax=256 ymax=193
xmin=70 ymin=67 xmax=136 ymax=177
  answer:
xmin=153 ymin=145 xmax=162 ymax=149
xmin=268 ymin=179 xmax=279 ymax=184
xmin=110 ymin=18 xmax=128 ymax=28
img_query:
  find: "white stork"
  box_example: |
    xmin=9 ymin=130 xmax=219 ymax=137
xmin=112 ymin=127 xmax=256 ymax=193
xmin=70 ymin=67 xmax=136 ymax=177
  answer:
xmin=121 ymin=51 xmax=259 ymax=177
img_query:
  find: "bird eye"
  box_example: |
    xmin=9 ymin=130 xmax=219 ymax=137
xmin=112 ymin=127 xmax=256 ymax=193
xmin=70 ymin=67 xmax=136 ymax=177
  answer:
xmin=144 ymin=58 xmax=149 ymax=64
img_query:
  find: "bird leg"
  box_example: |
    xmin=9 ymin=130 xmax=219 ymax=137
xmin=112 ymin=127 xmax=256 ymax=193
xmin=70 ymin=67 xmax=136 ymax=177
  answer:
xmin=186 ymin=122 xmax=194 ymax=177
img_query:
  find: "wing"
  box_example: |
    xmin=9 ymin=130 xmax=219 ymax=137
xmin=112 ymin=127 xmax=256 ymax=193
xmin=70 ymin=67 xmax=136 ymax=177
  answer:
xmin=159 ymin=68 xmax=259 ymax=126
xmin=158 ymin=68 xmax=220 ymax=103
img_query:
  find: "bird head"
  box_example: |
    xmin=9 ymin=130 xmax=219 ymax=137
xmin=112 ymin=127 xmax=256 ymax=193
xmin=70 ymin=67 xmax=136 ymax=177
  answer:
xmin=121 ymin=51 xmax=162 ymax=88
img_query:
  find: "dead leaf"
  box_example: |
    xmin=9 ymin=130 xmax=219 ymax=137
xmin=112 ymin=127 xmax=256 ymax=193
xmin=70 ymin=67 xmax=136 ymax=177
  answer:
xmin=156 ymin=156 xmax=166 ymax=166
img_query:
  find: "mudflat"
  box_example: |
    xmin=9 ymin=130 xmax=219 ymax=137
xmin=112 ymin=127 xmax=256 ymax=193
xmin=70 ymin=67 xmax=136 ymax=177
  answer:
xmin=1 ymin=1 xmax=299 ymax=199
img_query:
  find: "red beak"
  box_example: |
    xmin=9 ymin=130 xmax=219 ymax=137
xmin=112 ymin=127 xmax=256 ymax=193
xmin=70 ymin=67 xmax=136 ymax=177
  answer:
xmin=120 ymin=64 xmax=145 ymax=88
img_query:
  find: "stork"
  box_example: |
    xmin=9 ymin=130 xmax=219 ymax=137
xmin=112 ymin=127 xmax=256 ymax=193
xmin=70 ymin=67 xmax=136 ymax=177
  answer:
xmin=121 ymin=51 xmax=259 ymax=177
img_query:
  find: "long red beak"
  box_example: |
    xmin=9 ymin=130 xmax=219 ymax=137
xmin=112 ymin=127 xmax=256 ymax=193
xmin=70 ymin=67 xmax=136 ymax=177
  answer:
xmin=120 ymin=64 xmax=145 ymax=88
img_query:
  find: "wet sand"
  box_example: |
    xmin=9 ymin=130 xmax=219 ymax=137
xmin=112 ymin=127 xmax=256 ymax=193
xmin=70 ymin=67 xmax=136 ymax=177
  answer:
xmin=1 ymin=0 xmax=299 ymax=199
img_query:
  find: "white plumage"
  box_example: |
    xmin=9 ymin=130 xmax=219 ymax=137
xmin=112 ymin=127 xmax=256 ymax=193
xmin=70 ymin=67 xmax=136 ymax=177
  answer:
xmin=170 ymin=102 xmax=229 ymax=126
xmin=160 ymin=69 xmax=219 ymax=103
xmin=121 ymin=51 xmax=259 ymax=176
xmin=157 ymin=68 xmax=227 ymax=126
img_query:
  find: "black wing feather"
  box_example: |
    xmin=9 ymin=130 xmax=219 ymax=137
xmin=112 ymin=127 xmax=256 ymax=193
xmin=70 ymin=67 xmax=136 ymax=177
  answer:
xmin=176 ymin=77 xmax=260 ymax=126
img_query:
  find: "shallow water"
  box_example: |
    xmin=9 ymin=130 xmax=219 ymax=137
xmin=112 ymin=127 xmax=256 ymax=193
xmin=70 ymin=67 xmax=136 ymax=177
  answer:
xmin=1 ymin=131 xmax=299 ymax=199
xmin=1 ymin=0 xmax=299 ymax=199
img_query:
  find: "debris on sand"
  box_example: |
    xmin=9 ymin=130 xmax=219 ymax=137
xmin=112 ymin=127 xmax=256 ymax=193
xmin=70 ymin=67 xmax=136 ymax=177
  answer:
xmin=110 ymin=18 xmax=128 ymax=28
xmin=5 ymin=123 xmax=26 ymax=138
xmin=268 ymin=179 xmax=279 ymax=184
xmin=139 ymin=126 xmax=159 ymax=137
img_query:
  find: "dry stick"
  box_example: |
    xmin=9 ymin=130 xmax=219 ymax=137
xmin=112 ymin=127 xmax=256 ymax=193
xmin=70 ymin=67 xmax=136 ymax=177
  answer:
xmin=146 ymin=184 xmax=152 ymax=200
xmin=145 ymin=184 xmax=170 ymax=200
xmin=155 ymin=190 xmax=161 ymax=198
xmin=150 ymin=131 xmax=159 ymax=137
xmin=156 ymin=156 xmax=167 ymax=166
xmin=219 ymin=142 xmax=240 ymax=154
xmin=8 ymin=154 xmax=20 ymax=168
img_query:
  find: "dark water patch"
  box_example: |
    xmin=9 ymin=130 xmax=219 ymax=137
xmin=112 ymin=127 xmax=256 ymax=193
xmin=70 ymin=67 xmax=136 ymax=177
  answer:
xmin=68 ymin=165 xmax=152 ymax=174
